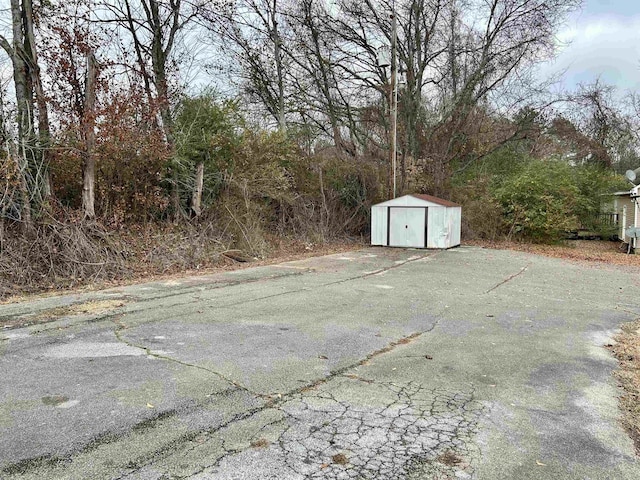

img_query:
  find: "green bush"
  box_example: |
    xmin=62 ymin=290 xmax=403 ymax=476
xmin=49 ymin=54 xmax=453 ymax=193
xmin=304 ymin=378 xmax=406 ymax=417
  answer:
xmin=494 ymin=160 xmax=628 ymax=242
xmin=495 ymin=160 xmax=581 ymax=241
xmin=174 ymin=94 xmax=241 ymax=207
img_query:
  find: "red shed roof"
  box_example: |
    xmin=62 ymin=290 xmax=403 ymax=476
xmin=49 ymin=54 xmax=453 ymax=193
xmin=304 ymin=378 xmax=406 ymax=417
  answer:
xmin=410 ymin=194 xmax=460 ymax=207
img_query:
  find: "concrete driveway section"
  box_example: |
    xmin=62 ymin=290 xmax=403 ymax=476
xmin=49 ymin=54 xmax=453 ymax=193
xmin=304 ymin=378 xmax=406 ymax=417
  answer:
xmin=1 ymin=247 xmax=639 ymax=479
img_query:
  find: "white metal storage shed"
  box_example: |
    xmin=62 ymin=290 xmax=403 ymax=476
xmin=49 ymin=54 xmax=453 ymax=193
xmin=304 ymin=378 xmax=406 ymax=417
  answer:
xmin=371 ymin=194 xmax=461 ymax=249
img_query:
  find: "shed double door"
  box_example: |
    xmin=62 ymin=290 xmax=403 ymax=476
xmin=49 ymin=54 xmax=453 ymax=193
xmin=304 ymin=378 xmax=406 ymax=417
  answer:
xmin=388 ymin=207 xmax=426 ymax=248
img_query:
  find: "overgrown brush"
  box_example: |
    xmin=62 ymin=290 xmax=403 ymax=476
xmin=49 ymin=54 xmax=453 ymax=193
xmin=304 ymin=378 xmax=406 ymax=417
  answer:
xmin=0 ymin=215 xmax=242 ymax=299
xmin=0 ymin=155 xmax=379 ymax=299
xmin=0 ymin=214 xmax=127 ymax=298
xmin=118 ymin=221 xmax=233 ymax=273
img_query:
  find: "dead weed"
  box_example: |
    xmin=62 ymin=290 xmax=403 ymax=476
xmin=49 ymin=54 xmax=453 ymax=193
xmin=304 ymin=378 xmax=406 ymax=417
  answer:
xmin=331 ymin=453 xmax=348 ymax=465
xmin=1 ymin=299 xmax=126 ymax=329
xmin=250 ymin=438 xmax=270 ymax=448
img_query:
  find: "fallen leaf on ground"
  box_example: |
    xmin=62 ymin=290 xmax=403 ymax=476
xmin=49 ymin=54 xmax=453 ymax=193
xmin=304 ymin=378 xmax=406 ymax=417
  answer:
xmin=332 ymin=453 xmax=348 ymax=465
xmin=250 ymin=438 xmax=270 ymax=448
xmin=536 ymin=460 xmax=547 ymax=466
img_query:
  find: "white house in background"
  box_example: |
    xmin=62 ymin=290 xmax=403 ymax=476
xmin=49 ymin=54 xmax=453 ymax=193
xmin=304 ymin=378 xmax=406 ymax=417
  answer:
xmin=371 ymin=194 xmax=461 ymax=249
xmin=609 ymin=184 xmax=640 ymax=247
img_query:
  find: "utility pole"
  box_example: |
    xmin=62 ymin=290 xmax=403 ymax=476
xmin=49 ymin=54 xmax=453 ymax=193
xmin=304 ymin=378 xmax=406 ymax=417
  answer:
xmin=389 ymin=1 xmax=398 ymax=199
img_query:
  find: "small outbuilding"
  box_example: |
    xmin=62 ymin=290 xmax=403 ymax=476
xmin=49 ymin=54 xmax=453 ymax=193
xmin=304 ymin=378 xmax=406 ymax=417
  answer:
xmin=608 ymin=184 xmax=640 ymax=248
xmin=371 ymin=194 xmax=461 ymax=249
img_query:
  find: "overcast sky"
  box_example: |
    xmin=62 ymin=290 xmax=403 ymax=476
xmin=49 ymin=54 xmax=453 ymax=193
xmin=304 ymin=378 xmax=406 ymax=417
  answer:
xmin=539 ymin=0 xmax=640 ymax=92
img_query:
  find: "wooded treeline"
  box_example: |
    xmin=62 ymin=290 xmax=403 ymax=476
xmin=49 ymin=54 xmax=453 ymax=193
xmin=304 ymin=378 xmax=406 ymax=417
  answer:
xmin=0 ymin=0 xmax=638 ymax=295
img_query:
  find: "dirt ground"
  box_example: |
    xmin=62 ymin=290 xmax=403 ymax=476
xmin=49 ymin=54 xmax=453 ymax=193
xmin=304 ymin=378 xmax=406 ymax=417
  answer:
xmin=608 ymin=321 xmax=640 ymax=455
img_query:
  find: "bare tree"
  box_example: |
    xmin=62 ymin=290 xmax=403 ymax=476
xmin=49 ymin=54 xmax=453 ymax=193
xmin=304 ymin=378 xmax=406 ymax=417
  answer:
xmin=210 ymin=0 xmax=290 ymax=131
xmin=23 ymin=0 xmax=52 ymax=199
xmin=331 ymin=0 xmax=580 ymax=192
xmin=99 ymin=0 xmax=205 ymax=215
xmin=0 ymin=85 xmax=31 ymax=229
xmin=553 ymin=80 xmax=640 ymax=169
xmin=292 ymin=0 xmax=353 ymax=155
xmin=0 ymin=0 xmax=54 ymax=227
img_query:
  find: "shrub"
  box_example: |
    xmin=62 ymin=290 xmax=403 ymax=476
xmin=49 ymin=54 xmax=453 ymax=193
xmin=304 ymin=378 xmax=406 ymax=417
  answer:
xmin=452 ymin=176 xmax=505 ymax=240
xmin=495 ymin=160 xmax=581 ymax=241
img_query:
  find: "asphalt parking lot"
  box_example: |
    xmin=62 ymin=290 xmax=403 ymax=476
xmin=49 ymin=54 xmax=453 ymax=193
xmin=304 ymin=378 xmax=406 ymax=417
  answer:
xmin=1 ymin=246 xmax=639 ymax=479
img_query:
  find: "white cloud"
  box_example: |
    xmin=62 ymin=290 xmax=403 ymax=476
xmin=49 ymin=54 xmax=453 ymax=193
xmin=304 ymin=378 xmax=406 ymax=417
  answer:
xmin=539 ymin=10 xmax=640 ymax=92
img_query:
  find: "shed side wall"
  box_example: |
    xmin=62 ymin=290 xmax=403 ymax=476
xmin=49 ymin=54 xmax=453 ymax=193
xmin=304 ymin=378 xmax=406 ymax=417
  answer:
xmin=449 ymin=207 xmax=462 ymax=247
xmin=371 ymin=206 xmax=388 ymax=245
xmin=426 ymin=207 xmax=446 ymax=248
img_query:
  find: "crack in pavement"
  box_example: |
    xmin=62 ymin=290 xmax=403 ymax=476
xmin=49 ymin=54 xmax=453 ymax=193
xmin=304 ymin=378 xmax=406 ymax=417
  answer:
xmin=2 ymin=253 xmax=443 ymax=477
xmin=111 ymin=315 xmax=266 ymax=399
xmin=7 ymin=271 xmax=306 ymax=334
xmin=18 ymin=252 xmax=434 ymax=336
xmin=109 ymin=324 xmax=442 ymax=480
xmin=128 ymin=252 xmax=436 ymax=320
xmin=484 ymin=264 xmax=530 ymax=294
xmin=182 ymin=380 xmax=483 ymax=480
xmin=5 ymin=308 xmax=446 ymax=478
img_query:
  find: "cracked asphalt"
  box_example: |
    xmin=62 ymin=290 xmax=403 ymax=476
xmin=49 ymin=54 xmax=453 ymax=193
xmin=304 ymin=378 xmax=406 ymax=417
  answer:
xmin=1 ymin=246 xmax=639 ymax=479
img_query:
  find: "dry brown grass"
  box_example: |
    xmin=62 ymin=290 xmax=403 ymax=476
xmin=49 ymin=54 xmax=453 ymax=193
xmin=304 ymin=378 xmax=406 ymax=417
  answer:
xmin=0 ymin=219 xmax=361 ymax=303
xmin=608 ymin=320 xmax=640 ymax=455
xmin=1 ymin=238 xmax=360 ymax=304
xmin=1 ymin=299 xmax=127 ymax=329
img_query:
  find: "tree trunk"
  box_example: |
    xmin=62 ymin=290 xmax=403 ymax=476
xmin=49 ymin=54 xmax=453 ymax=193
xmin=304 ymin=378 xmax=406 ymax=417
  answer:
xmin=270 ymin=0 xmax=286 ymax=132
xmin=2 ymin=0 xmax=33 ymax=229
xmin=10 ymin=138 xmax=32 ymax=230
xmin=191 ymin=161 xmax=204 ymax=218
xmin=82 ymin=52 xmax=97 ymax=220
xmin=302 ymin=1 xmax=346 ymax=155
xmin=0 ymin=90 xmax=31 ymax=230
xmin=23 ymin=0 xmax=52 ymax=201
